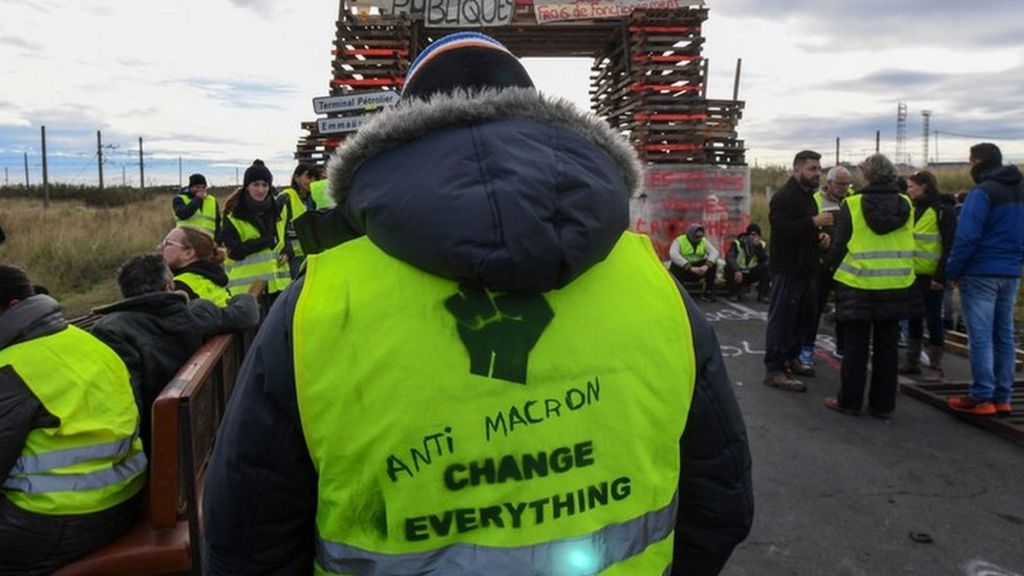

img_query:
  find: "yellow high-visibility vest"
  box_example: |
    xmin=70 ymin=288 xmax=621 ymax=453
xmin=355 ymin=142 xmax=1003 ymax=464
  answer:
xmin=675 ymin=235 xmax=708 ymax=265
xmin=833 ymin=194 xmax=916 ymax=290
xmin=1 ymin=325 xmax=146 ymax=515
xmin=175 ymin=193 xmax=218 ymax=236
xmin=175 ymin=271 xmax=232 ymax=307
xmin=911 ymin=206 xmax=942 ymax=276
xmin=310 ymin=179 xmax=334 ymax=209
xmin=224 ymin=212 xmax=291 ymax=295
xmin=294 ymin=232 xmax=696 ymax=575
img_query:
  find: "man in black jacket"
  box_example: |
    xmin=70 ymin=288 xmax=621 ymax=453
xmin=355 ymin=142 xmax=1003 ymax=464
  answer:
xmin=764 ymin=150 xmax=833 ymax=392
xmin=90 ymin=254 xmax=259 ymax=453
xmin=202 ymin=32 xmax=752 ymax=576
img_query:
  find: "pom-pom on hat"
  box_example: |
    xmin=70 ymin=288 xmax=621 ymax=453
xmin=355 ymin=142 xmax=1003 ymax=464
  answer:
xmin=401 ymin=32 xmax=534 ymax=101
xmin=243 ymin=160 xmax=273 ymax=188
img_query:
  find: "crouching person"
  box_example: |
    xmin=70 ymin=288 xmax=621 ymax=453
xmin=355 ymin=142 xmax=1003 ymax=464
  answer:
xmin=725 ymin=224 xmax=770 ymax=303
xmin=91 ymin=254 xmax=259 ymax=454
xmin=0 ymin=265 xmax=146 ymax=576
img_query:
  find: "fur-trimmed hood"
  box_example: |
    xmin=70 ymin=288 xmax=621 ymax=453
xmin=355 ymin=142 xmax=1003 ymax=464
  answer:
xmin=325 ymin=88 xmax=641 ymax=293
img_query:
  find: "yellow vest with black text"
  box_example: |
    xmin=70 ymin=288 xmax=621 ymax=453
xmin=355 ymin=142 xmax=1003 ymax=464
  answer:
xmin=294 ymin=232 xmax=696 ymax=576
xmin=834 ymin=194 xmax=916 ymax=290
xmin=175 ymin=271 xmax=232 ymax=307
xmin=224 ymin=212 xmax=291 ymax=295
xmin=911 ymin=206 xmax=942 ymax=276
xmin=1 ymin=326 xmax=146 ymax=515
xmin=675 ymin=235 xmax=707 ymax=266
xmin=280 ymin=187 xmax=311 ymax=258
xmin=176 ymin=193 xmax=218 ymax=236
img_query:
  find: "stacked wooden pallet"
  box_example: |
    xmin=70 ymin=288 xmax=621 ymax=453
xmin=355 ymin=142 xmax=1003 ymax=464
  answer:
xmin=590 ymin=8 xmax=745 ymax=165
xmin=295 ymin=9 xmax=412 ymax=166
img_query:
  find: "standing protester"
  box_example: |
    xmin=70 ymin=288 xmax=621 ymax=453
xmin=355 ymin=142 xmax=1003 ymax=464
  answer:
xmin=823 ymin=155 xmax=922 ymax=417
xmin=220 ymin=160 xmax=291 ymax=313
xmin=278 ymin=163 xmax=319 ymax=277
xmin=898 ymin=170 xmax=957 ymax=381
xmin=173 ymin=173 xmax=221 ymax=238
xmin=91 ymin=255 xmax=258 ymax=454
xmin=725 ymin=223 xmax=769 ymax=303
xmin=946 ymin=143 xmax=1024 ymax=416
xmin=160 ymin=226 xmax=233 ymax=307
xmin=669 ymin=223 xmax=720 ymax=302
xmin=310 ymin=164 xmax=334 ymax=209
xmin=763 ymin=150 xmax=832 ymax=392
xmin=203 ymin=32 xmax=752 ymax=576
xmin=802 ymin=166 xmax=853 ymax=364
xmin=0 ymin=265 xmax=146 ymax=575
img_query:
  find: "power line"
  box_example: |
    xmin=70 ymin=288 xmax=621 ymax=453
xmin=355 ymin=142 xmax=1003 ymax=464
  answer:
xmin=935 ymin=130 xmax=1020 ymax=141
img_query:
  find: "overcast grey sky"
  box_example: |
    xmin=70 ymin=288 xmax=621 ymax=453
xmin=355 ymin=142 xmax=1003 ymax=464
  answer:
xmin=1 ymin=0 xmax=1021 ymax=186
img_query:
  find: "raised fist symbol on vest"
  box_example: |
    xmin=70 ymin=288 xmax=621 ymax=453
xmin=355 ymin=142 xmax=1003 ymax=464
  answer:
xmin=445 ymin=285 xmax=554 ymax=384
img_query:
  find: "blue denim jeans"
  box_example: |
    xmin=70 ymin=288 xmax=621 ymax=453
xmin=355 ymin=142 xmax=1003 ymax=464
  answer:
xmin=962 ymin=276 xmax=1020 ymax=403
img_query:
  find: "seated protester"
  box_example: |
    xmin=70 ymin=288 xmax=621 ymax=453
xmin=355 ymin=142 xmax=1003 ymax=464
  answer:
xmin=220 ymin=160 xmax=291 ymax=313
xmin=669 ymin=223 xmax=720 ymax=302
xmin=725 ymin=223 xmax=770 ymax=303
xmin=278 ymin=163 xmax=319 ymax=278
xmin=160 ymin=226 xmax=232 ymax=306
xmin=0 ymin=265 xmax=146 ymax=576
xmin=90 ymin=254 xmax=259 ymax=455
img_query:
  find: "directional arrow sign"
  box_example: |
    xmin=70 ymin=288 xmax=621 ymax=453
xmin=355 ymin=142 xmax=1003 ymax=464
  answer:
xmin=313 ymin=91 xmax=399 ymax=115
xmin=317 ymin=115 xmax=370 ymax=135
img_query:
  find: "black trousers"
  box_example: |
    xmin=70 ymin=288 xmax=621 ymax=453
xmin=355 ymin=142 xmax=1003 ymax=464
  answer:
xmin=838 ymin=320 xmax=900 ymax=412
xmin=0 ymin=493 xmax=141 ymax=576
xmin=725 ymin=264 xmax=770 ymax=297
xmin=764 ymin=272 xmax=819 ymax=372
xmin=669 ymin=262 xmax=718 ymax=295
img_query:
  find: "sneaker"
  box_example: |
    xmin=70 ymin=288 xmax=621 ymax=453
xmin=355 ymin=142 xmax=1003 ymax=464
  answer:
xmin=764 ymin=371 xmax=806 ymax=392
xmin=947 ymin=396 xmax=996 ymax=416
xmin=994 ymin=402 xmax=1013 ymax=416
xmin=786 ymin=360 xmax=815 ymax=377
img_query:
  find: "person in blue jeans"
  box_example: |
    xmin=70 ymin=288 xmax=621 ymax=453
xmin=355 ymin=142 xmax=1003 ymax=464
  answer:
xmin=945 ymin=143 xmax=1024 ymax=416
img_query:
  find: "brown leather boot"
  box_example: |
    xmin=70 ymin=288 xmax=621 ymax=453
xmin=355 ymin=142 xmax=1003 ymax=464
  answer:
xmin=921 ymin=344 xmax=944 ymax=382
xmin=764 ymin=371 xmax=806 ymax=392
xmin=898 ymin=338 xmax=922 ymax=375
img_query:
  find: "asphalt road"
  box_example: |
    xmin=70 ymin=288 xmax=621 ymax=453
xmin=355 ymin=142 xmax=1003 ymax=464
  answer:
xmin=701 ymin=297 xmax=1024 ymax=576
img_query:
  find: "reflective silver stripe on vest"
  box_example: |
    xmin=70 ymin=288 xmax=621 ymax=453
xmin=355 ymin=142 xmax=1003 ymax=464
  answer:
xmin=10 ymin=437 xmax=134 ymax=476
xmin=913 ymin=233 xmax=940 ymax=242
xmin=229 ymin=252 xmax=277 ymax=266
xmin=913 ymin=251 xmax=941 ymax=261
xmin=838 ymin=262 xmax=912 ymax=277
xmin=188 ymin=214 xmax=217 ymax=223
xmin=3 ymin=451 xmax=147 ymax=494
xmin=847 ymin=250 xmax=916 ymax=261
xmin=227 ymin=273 xmax=277 ymax=289
xmin=317 ymin=492 xmax=678 ymax=575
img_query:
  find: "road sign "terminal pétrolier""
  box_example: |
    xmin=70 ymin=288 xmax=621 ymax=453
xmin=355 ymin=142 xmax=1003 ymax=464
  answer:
xmin=313 ymin=91 xmax=400 ymax=115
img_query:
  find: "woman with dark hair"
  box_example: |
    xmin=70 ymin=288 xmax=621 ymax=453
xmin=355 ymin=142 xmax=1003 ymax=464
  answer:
xmin=277 ymin=163 xmax=319 ymax=277
xmin=159 ymin=226 xmax=232 ymax=307
xmin=824 ymin=154 xmax=924 ymax=418
xmin=220 ymin=160 xmax=291 ymax=311
xmin=898 ymin=170 xmax=957 ymax=380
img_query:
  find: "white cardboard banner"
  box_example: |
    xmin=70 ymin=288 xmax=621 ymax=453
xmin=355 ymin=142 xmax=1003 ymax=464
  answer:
xmin=534 ymin=0 xmax=704 ymax=24
xmin=348 ymin=0 xmax=515 ymax=27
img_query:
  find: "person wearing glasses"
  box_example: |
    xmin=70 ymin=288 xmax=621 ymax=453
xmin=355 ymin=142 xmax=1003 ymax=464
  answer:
xmin=159 ymin=226 xmax=232 ymax=307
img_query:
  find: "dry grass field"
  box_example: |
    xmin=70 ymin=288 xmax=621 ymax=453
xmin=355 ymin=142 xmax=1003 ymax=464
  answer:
xmin=0 ymin=196 xmax=174 ymax=315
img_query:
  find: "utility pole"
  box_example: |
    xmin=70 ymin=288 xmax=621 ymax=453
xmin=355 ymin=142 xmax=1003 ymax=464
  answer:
xmin=835 ymin=137 xmax=840 ymax=165
xmin=178 ymin=156 xmax=182 ymax=188
xmin=97 ymin=130 xmax=105 ymax=190
xmin=122 ymin=164 xmax=127 ymax=186
xmin=23 ymin=152 xmax=29 ymax=187
xmin=934 ymin=130 xmax=939 ymax=164
xmin=875 ymin=131 xmax=880 ymax=154
xmin=235 ymin=167 xmax=240 ymax=187
xmin=138 ymin=137 xmax=145 ymax=192
xmin=732 ymin=58 xmax=743 ymax=101
xmin=4 ymin=167 xmax=8 ymax=186
xmin=41 ymin=126 xmax=49 ymax=209
xmin=921 ymin=110 xmax=932 ymax=166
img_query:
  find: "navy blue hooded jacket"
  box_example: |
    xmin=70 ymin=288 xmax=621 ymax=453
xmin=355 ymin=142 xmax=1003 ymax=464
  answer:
xmin=202 ymin=88 xmax=753 ymax=576
xmin=946 ymin=165 xmax=1024 ymax=279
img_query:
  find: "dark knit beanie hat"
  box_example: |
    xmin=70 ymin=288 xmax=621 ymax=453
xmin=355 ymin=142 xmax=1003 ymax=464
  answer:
xmin=188 ymin=173 xmax=207 ymax=187
xmin=243 ymin=160 xmax=273 ymax=188
xmin=0 ymin=265 xmax=35 ymax=308
xmin=401 ymin=32 xmax=534 ymax=101
xmin=746 ymin=223 xmax=762 ymax=236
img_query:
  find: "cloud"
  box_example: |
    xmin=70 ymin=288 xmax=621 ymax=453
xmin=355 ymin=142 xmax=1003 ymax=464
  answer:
xmin=173 ymin=77 xmax=298 ymax=110
xmin=228 ymin=0 xmax=283 ymax=13
xmin=0 ymin=35 xmax=41 ymax=51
